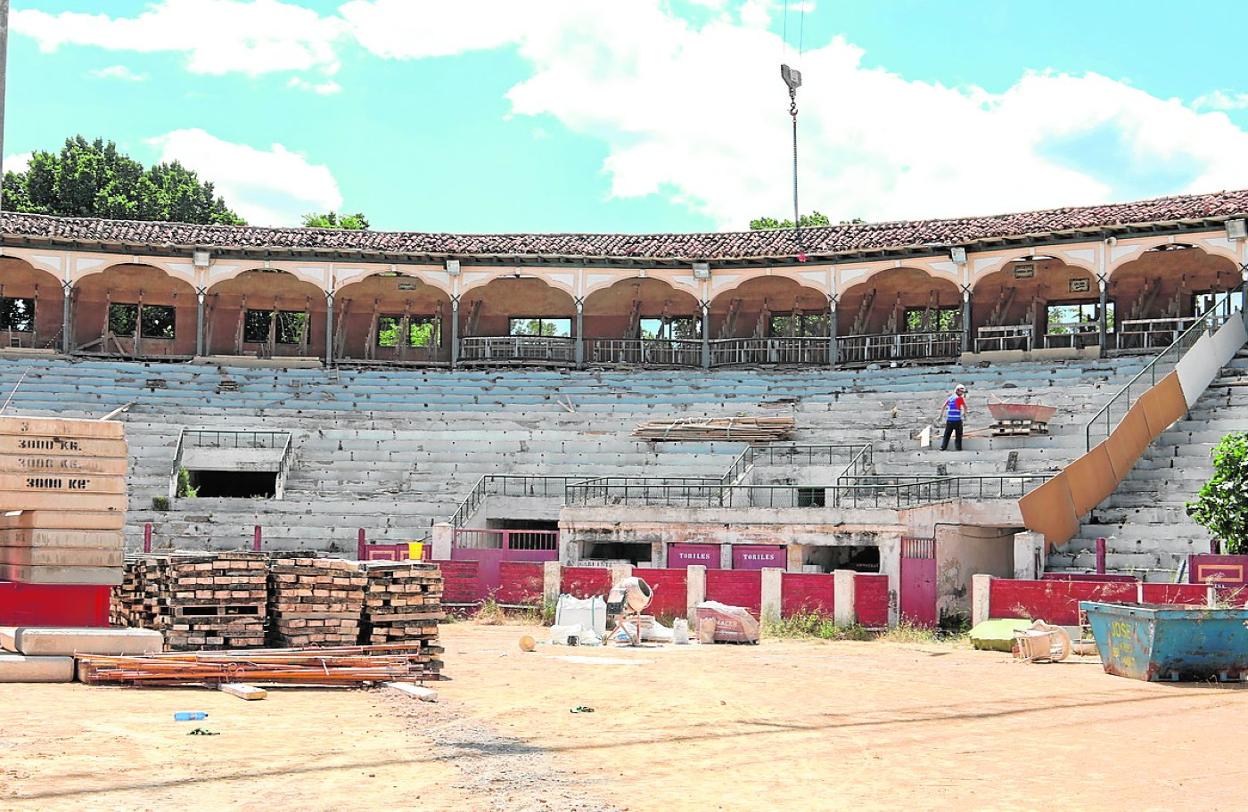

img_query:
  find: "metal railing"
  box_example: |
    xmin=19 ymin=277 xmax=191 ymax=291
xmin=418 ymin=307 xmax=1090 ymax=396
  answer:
xmin=1085 ymin=281 xmax=1245 ymax=451
xmin=274 ymin=433 xmax=296 ymax=499
xmin=181 ymin=429 xmax=291 ymax=449
xmin=587 ymin=338 xmax=702 ymax=367
xmin=449 ymin=474 xmax=595 ymax=528
xmin=837 ymin=331 xmax=960 ymax=364
xmin=1043 ymin=322 xmax=1098 ymax=349
xmin=459 ymin=336 xmax=576 ymax=363
xmin=709 ymin=337 xmax=830 ymax=366
xmin=564 ymin=473 xmax=1046 ymax=511
xmin=975 ymin=324 xmax=1034 ymax=353
xmin=452 ymin=527 xmax=559 ymax=551
xmin=1115 ymin=317 xmax=1198 ymax=352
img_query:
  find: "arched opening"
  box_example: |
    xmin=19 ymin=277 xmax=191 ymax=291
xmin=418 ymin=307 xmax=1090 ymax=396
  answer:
xmin=583 ymin=278 xmax=700 ymax=366
xmin=334 ymin=274 xmax=451 ymax=365
xmin=971 ymin=257 xmax=1100 ymax=352
xmin=72 ymin=264 xmax=196 ymax=358
xmin=0 ymin=258 xmax=64 ymax=351
xmin=837 ymin=268 xmax=960 ymax=363
xmin=1110 ymin=246 xmax=1239 ymax=351
xmin=205 ymin=270 xmax=327 ymax=359
xmin=708 ymin=276 xmax=829 ymax=365
xmin=459 ymin=277 xmax=577 ymax=365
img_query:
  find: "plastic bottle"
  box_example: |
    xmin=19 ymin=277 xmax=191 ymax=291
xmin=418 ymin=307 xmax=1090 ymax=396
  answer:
xmin=174 ymin=711 xmax=208 ymax=721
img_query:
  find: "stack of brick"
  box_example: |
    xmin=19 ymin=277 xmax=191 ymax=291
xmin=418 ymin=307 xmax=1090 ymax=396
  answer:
xmin=268 ymin=557 xmax=366 ymax=647
xmin=110 ymin=557 xmax=144 ymax=627
xmin=361 ymin=562 xmax=444 ymax=673
xmin=115 ymin=553 xmax=268 ymax=650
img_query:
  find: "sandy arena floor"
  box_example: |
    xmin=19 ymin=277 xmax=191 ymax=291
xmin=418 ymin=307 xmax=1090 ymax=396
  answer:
xmin=2 ymin=623 xmax=1245 ymax=811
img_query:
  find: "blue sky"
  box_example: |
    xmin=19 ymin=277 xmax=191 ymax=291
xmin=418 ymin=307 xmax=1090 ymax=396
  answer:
xmin=9 ymin=1 xmax=1248 ymax=232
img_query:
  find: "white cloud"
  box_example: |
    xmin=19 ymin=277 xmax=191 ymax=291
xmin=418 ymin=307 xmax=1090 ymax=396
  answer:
xmin=13 ymin=0 xmax=342 ymax=77
xmin=5 ymin=153 xmax=32 ymax=174
xmin=344 ymin=0 xmax=1245 ymax=227
xmin=88 ymin=65 xmax=148 ymax=82
xmin=146 ymin=129 xmax=342 ymax=226
xmin=287 ymin=76 xmax=342 ymax=95
xmin=1193 ymin=90 xmax=1248 ymax=111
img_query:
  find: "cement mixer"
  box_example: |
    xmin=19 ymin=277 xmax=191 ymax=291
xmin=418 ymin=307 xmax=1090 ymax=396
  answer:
xmin=605 ymin=576 xmax=653 ymax=646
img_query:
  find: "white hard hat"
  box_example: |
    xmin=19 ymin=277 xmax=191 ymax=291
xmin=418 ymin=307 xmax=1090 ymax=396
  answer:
xmin=955 ymin=384 xmax=967 ymax=393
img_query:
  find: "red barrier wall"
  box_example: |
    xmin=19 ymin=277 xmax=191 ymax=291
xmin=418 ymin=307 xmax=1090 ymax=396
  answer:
xmin=781 ymin=573 xmax=835 ymax=618
xmin=560 ymin=567 xmax=612 ymax=599
xmin=854 ymin=574 xmax=889 ymax=628
xmin=496 ymin=562 xmax=544 ymax=606
xmin=1140 ymin=584 xmax=1208 ymax=606
xmin=633 ymin=568 xmax=687 ymax=619
xmin=1041 ymin=572 xmax=1137 ymax=583
xmin=705 ymin=569 xmax=762 ymax=617
xmin=437 ymin=560 xmax=483 ymax=604
xmin=1215 ymin=585 xmax=1248 ymax=606
xmin=989 ymin=579 xmax=1137 ymax=625
xmin=0 ymin=582 xmax=109 ymax=627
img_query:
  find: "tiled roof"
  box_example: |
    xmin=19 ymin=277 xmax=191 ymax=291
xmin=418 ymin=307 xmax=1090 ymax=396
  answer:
xmin=2 ymin=189 xmax=1246 ymax=264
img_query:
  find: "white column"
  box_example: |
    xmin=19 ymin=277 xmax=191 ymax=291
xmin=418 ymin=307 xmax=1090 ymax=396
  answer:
xmin=686 ymin=565 xmax=707 ymax=622
xmin=971 ymin=574 xmax=992 ymax=627
xmin=543 ymin=560 xmax=562 ymax=605
xmin=430 ymin=522 xmax=453 ymax=561
xmin=879 ymin=535 xmax=901 ymax=627
xmin=719 ymin=544 xmax=733 ymax=569
xmin=760 ymin=567 xmax=783 ymax=624
xmin=833 ymin=569 xmax=857 ymax=626
xmin=1012 ymin=531 xmax=1044 ymax=580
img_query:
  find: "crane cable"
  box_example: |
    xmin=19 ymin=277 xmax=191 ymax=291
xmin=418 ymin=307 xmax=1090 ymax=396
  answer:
xmin=780 ymin=0 xmax=807 ymax=260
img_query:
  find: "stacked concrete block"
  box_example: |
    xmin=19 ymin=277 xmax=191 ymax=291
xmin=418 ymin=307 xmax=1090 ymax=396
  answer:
xmin=268 ymin=557 xmax=366 ymax=647
xmin=0 ymin=416 xmax=127 ymax=585
xmin=361 ymin=562 xmax=444 ymax=673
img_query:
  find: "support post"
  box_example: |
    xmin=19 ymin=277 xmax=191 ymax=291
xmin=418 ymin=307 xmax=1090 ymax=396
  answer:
xmin=195 ymin=289 xmax=206 ymax=357
xmin=575 ymin=298 xmax=584 ymax=369
xmin=324 ymin=292 xmax=334 ymax=365
xmin=357 ymin=528 xmax=366 ymax=560
xmin=1095 ymin=536 xmax=1107 ymax=575
xmin=1097 ymin=276 xmax=1109 ymax=352
xmin=827 ymin=294 xmax=838 ymax=366
xmin=686 ymin=565 xmax=707 ymax=623
xmin=450 ymin=296 xmax=460 ymax=369
xmin=971 ymin=574 xmax=991 ymax=627
xmin=543 ymin=560 xmax=562 ymax=606
xmin=253 ymin=524 xmax=262 ymax=552
xmin=143 ymin=522 xmax=153 ymax=554
xmin=431 ymin=522 xmax=453 ymax=561
xmin=833 ymin=570 xmax=856 ymax=626
xmin=700 ymin=300 xmax=710 ymax=369
xmin=1012 ymin=531 xmax=1044 ymax=580
xmin=960 ymin=286 xmax=972 ymax=354
xmin=61 ymin=281 xmax=72 ymax=353
xmin=760 ymin=567 xmax=783 ymax=625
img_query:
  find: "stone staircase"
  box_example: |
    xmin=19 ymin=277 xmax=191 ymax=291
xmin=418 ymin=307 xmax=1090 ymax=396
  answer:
xmin=1050 ymin=354 xmax=1248 ymax=581
xmin=0 ymin=355 xmax=1150 ymax=552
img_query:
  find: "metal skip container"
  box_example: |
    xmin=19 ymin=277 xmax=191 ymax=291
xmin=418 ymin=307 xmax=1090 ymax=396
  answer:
xmin=1080 ymin=601 xmax=1248 ymax=682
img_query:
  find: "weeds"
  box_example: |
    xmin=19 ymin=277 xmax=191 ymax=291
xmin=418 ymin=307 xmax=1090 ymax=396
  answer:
xmin=763 ymin=612 xmax=874 ymax=641
xmin=176 ymin=467 xmax=198 ymax=499
xmin=473 ymin=597 xmax=507 ymax=625
xmin=471 ymin=596 xmax=555 ymax=626
xmin=878 ymin=621 xmax=969 ymax=645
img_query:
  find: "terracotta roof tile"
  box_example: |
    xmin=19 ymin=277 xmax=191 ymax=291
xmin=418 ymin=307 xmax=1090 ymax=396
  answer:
xmin=2 ymin=189 xmax=1246 ymax=264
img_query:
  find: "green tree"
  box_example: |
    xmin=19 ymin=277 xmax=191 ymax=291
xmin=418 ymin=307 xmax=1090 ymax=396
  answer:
xmin=2 ymin=136 xmax=244 ymax=224
xmin=1187 ymin=432 xmax=1248 ymax=554
xmin=301 ymin=211 xmax=370 ymax=230
xmin=748 ymin=211 xmax=857 ymax=230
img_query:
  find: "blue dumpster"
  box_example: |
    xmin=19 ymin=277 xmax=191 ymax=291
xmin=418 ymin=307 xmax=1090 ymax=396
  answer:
xmin=1081 ymin=601 xmax=1248 ymax=682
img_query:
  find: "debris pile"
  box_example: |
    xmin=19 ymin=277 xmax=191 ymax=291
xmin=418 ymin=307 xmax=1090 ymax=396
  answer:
xmin=633 ymin=415 xmax=795 ymax=443
xmin=268 ymin=557 xmax=366 ymax=647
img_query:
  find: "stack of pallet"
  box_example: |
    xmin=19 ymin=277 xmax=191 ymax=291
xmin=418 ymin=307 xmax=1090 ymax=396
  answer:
xmin=0 ymin=416 xmax=128 ymax=585
xmin=110 ymin=557 xmax=144 ymax=627
xmin=268 ymin=557 xmax=366 ymax=647
xmin=361 ymin=563 xmax=444 ymax=673
xmin=632 ymin=415 xmax=796 ymax=443
xmin=113 ymin=553 xmax=268 ymax=650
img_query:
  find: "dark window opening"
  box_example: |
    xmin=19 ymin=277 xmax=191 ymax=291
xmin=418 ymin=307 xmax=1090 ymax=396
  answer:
xmin=377 ymin=315 xmax=441 ymax=347
xmin=244 ymin=310 xmax=307 ymax=344
xmin=187 ymin=469 xmax=277 ymax=499
xmin=108 ymin=303 xmax=176 ymax=339
xmin=802 ymin=545 xmax=881 ymax=573
xmin=581 ymin=541 xmax=651 ymax=565
xmin=485 ymin=518 xmax=559 ymax=532
xmin=796 ymin=487 xmax=826 ymax=507
xmin=904 ymin=307 xmax=960 ymax=333
xmin=639 ymin=316 xmax=701 ymax=340
xmin=0 ymin=297 xmax=34 ymax=332
xmin=509 ymin=317 xmax=571 ymax=337
xmin=769 ymin=313 xmax=828 ymax=337
xmin=1046 ymin=301 xmax=1113 ymax=333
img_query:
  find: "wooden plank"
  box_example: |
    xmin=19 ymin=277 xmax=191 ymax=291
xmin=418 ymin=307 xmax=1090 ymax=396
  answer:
xmin=0 ymin=491 xmax=127 ymax=512
xmin=0 ymin=454 xmax=130 ymax=474
xmin=0 ymin=416 xmax=125 ymax=439
xmin=219 ymin=682 xmax=268 ymax=701
xmin=0 ymin=473 xmax=128 ymax=494
xmin=0 ymin=510 xmax=126 ymax=531
xmin=0 ymin=529 xmax=124 ymax=548
xmin=0 ymin=564 xmax=122 ymax=585
xmin=0 ymin=546 xmax=124 ymax=567
xmin=0 ymin=436 xmax=128 ymax=457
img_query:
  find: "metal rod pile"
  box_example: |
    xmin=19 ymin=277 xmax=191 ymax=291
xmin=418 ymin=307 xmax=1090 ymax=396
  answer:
xmin=77 ymin=643 xmax=441 ymax=686
xmin=632 ymin=415 xmax=796 ymax=443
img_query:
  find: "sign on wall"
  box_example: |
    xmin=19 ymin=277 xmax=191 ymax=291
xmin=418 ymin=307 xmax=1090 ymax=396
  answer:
xmin=731 ymin=545 xmax=787 ymax=570
xmin=1069 ymin=278 xmax=1090 ymax=293
xmin=667 ymin=543 xmax=721 ymax=569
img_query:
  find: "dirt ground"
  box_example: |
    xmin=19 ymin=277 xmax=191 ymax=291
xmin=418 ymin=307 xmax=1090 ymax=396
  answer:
xmin=2 ymin=624 xmax=1246 ymax=811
